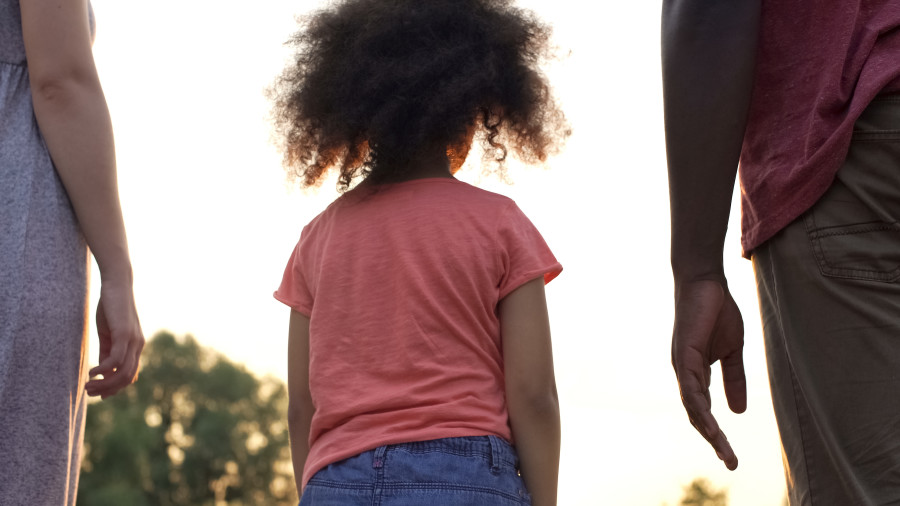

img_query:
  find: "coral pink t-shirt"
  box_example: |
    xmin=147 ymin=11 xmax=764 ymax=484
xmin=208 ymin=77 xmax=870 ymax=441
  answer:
xmin=274 ymin=178 xmax=561 ymax=486
xmin=739 ymin=0 xmax=900 ymax=256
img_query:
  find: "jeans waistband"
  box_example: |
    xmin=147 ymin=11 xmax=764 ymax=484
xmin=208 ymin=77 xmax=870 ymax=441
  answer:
xmin=371 ymin=435 xmax=517 ymax=472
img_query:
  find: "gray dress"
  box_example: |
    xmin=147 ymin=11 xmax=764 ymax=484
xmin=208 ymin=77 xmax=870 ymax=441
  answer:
xmin=0 ymin=1 xmax=92 ymax=504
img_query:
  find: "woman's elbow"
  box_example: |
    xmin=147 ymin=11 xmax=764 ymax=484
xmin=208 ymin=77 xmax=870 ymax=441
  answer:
xmin=29 ymin=68 xmax=99 ymax=110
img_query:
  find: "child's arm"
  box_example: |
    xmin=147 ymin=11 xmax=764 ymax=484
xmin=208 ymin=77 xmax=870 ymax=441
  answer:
xmin=286 ymin=309 xmax=315 ymax=497
xmin=499 ymin=277 xmax=560 ymax=506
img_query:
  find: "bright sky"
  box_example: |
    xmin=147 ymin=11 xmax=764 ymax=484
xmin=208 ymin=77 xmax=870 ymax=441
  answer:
xmin=87 ymin=1 xmax=785 ymax=504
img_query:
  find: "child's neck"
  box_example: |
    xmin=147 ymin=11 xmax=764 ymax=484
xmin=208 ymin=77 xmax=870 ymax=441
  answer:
xmin=404 ymin=162 xmax=455 ymax=181
xmin=383 ymin=152 xmax=455 ymax=183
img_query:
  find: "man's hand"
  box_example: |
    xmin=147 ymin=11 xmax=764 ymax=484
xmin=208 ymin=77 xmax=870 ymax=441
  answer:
xmin=672 ymin=279 xmax=746 ymax=470
xmin=86 ymin=281 xmax=145 ymax=399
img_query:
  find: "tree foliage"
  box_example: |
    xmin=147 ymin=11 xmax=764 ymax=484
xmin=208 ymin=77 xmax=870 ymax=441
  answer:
xmin=680 ymin=478 xmax=728 ymax=506
xmin=78 ymin=332 xmax=297 ymax=506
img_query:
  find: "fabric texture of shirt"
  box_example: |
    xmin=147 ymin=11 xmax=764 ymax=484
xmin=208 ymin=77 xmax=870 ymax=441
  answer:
xmin=274 ymin=177 xmax=561 ymax=486
xmin=739 ymin=1 xmax=900 ymax=256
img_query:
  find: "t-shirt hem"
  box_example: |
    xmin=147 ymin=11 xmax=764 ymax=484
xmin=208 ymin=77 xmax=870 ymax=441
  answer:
xmin=498 ymin=263 xmax=563 ymax=301
xmin=272 ymin=290 xmax=312 ymax=316
xmin=741 ymin=163 xmax=841 ymax=258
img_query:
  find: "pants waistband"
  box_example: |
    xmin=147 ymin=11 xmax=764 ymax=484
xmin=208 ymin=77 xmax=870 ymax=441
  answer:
xmin=371 ymin=435 xmax=516 ymax=472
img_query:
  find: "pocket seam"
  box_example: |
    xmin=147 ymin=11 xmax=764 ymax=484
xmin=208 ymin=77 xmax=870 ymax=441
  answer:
xmin=804 ymin=212 xmax=900 ymax=282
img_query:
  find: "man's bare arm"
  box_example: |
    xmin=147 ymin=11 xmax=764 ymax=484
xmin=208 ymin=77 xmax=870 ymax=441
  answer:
xmin=662 ymin=0 xmax=761 ymax=470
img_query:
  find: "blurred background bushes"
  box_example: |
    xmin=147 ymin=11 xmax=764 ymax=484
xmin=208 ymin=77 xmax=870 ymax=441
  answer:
xmin=77 ymin=332 xmax=297 ymax=506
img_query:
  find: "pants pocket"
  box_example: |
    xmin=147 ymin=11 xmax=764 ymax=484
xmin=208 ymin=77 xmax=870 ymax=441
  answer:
xmin=804 ymin=96 xmax=900 ymax=282
xmin=804 ymin=214 xmax=900 ymax=281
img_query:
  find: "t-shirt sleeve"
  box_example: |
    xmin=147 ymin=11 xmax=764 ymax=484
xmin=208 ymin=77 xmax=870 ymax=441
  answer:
xmin=496 ymin=201 xmax=562 ymax=300
xmin=273 ymin=237 xmax=314 ymax=316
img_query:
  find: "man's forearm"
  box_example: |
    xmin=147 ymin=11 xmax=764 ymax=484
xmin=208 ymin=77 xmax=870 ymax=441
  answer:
xmin=662 ymin=0 xmax=761 ymax=281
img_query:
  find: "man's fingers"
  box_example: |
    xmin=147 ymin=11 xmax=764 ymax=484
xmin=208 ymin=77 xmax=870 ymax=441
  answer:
xmin=709 ymin=426 xmax=738 ymax=470
xmin=682 ymin=384 xmax=715 ymax=437
xmin=688 ymin=398 xmax=738 ymax=470
xmin=721 ymin=352 xmax=747 ymax=413
xmin=681 ymin=373 xmax=739 ymax=470
xmin=679 ymin=370 xmax=717 ymax=441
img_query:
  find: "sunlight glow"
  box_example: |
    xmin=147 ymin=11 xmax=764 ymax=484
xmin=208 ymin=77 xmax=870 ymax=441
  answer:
xmin=86 ymin=0 xmax=786 ymax=504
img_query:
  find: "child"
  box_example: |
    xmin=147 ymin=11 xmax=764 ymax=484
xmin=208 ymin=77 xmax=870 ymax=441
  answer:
xmin=270 ymin=1 xmax=568 ymax=504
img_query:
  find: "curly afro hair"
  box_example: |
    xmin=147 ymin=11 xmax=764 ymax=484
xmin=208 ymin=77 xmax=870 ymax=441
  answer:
xmin=269 ymin=0 xmax=569 ymax=190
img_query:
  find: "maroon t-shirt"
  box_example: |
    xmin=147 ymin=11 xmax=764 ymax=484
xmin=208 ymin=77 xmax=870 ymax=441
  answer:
xmin=739 ymin=1 xmax=900 ymax=257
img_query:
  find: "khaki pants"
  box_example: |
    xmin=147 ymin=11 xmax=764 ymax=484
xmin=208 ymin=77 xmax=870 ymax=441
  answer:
xmin=753 ymin=96 xmax=900 ymax=506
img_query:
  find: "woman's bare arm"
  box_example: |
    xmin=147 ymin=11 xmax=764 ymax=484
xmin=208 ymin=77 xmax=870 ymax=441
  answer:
xmin=20 ymin=0 xmax=143 ymax=398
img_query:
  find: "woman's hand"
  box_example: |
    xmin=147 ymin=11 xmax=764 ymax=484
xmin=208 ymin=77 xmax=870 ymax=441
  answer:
xmin=86 ymin=279 xmax=144 ymax=399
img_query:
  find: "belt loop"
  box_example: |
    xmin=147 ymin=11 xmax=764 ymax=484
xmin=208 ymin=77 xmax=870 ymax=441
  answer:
xmin=487 ymin=436 xmax=502 ymax=474
xmin=372 ymin=445 xmax=387 ymax=469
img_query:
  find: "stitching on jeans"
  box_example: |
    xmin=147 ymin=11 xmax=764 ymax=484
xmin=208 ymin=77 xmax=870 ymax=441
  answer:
xmin=395 ymin=446 xmax=514 ymax=468
xmin=399 ymin=447 xmax=484 ymax=457
xmin=380 ymin=482 xmax=524 ymax=502
xmin=305 ymin=479 xmax=372 ymax=490
xmin=396 ymin=447 xmax=495 ymax=461
xmin=372 ymin=446 xmax=387 ymax=506
xmin=304 ymin=479 xmax=525 ymax=503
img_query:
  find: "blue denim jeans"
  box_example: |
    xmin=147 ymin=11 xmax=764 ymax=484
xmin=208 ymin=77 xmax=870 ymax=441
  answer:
xmin=298 ymin=436 xmax=532 ymax=505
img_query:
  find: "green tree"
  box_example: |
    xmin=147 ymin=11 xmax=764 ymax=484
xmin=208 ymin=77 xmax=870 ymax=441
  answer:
xmin=680 ymin=478 xmax=728 ymax=506
xmin=78 ymin=332 xmax=297 ymax=506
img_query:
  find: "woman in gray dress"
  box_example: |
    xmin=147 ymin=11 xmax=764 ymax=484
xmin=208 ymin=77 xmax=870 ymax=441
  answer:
xmin=0 ymin=0 xmax=144 ymax=503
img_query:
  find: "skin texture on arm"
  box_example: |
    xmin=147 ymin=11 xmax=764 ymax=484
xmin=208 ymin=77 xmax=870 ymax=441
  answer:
xmin=286 ymin=310 xmax=314 ymax=498
xmin=499 ymin=277 xmax=560 ymax=506
xmin=20 ymin=0 xmax=143 ymax=398
xmin=662 ymin=0 xmax=761 ymax=470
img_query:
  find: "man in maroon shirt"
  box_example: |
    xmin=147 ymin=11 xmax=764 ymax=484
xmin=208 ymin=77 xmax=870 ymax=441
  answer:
xmin=663 ymin=1 xmax=900 ymax=504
